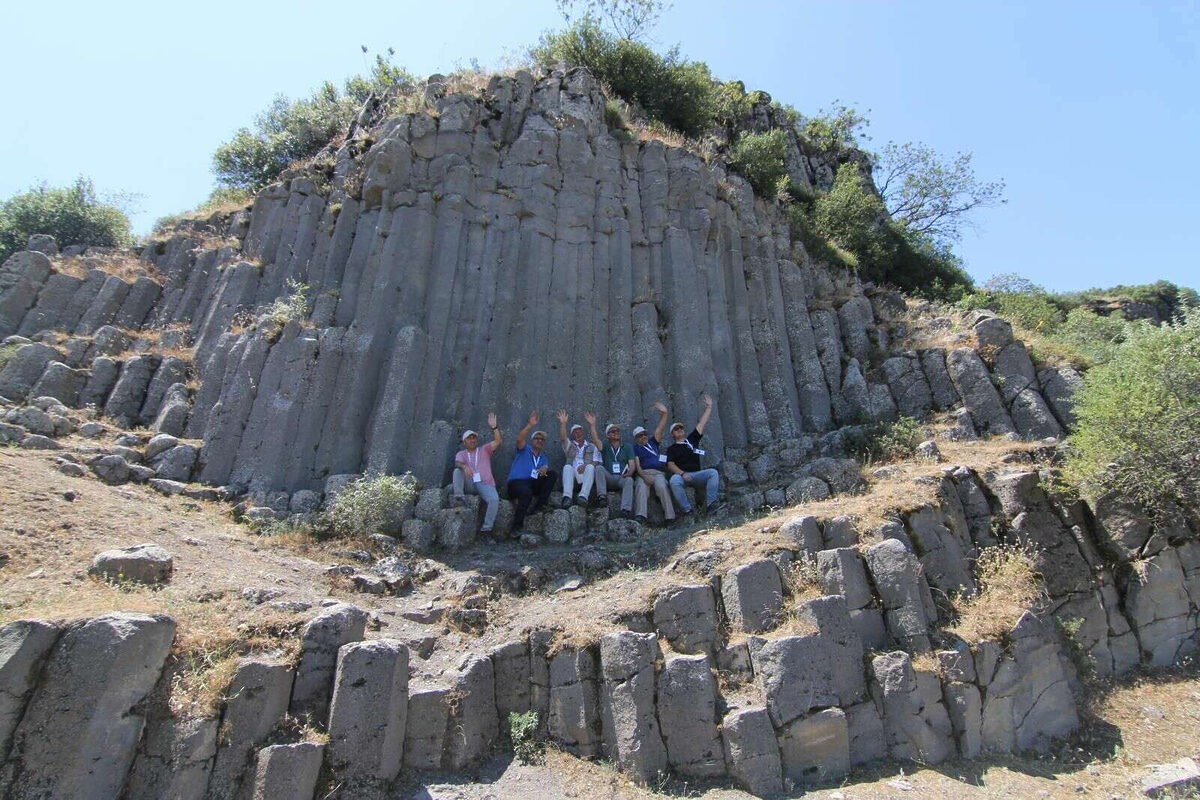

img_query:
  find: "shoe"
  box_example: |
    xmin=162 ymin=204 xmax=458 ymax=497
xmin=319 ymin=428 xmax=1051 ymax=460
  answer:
xmin=635 ymin=514 xmax=648 ymax=523
xmin=705 ymin=499 xmax=725 ymax=514
xmin=453 ymin=495 xmax=468 ymax=506
xmin=560 ymin=496 xmax=571 ymax=509
xmin=575 ymin=495 xmax=588 ymax=506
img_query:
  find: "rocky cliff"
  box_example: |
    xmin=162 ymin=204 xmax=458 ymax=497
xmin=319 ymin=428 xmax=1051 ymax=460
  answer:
xmin=0 ymin=67 xmax=1079 ymax=499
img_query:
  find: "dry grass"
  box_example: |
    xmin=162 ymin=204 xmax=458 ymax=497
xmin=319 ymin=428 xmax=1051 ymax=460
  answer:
xmin=784 ymin=557 xmax=823 ymax=602
xmin=948 ymin=545 xmax=1044 ymax=642
xmin=55 ymin=252 xmax=160 ymax=283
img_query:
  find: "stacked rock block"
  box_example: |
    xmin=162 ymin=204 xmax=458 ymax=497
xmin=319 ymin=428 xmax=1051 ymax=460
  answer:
xmin=2 ymin=460 xmax=1197 ymax=797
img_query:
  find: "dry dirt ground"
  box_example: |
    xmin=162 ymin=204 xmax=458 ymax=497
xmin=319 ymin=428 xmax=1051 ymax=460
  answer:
xmin=2 ymin=438 xmax=1198 ymax=797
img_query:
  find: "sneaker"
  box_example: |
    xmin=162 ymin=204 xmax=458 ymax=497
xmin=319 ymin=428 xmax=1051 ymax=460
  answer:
xmin=575 ymin=495 xmax=588 ymax=506
xmin=705 ymin=500 xmax=724 ymax=515
xmin=453 ymin=495 xmax=468 ymax=506
xmin=635 ymin=514 xmax=648 ymax=524
xmin=560 ymin=496 xmax=571 ymax=509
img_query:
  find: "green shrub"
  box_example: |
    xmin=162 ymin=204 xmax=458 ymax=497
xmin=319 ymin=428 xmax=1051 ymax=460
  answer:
xmin=1064 ymin=308 xmax=1200 ymax=519
xmin=0 ymin=178 xmax=132 ymax=264
xmin=213 ymin=84 xmax=357 ymax=192
xmin=508 ymin=711 xmax=543 ymax=764
xmin=1055 ymin=306 xmax=1131 ymax=365
xmin=212 ymin=51 xmax=415 ymax=193
xmin=846 ymin=416 xmax=924 ymax=463
xmin=728 ymin=130 xmax=788 ymax=197
xmin=325 ymin=473 xmax=420 ymax=538
xmin=801 ymin=104 xmax=869 ymax=151
xmin=530 ymin=18 xmax=719 ymax=138
xmin=266 ymin=280 xmax=310 ymax=327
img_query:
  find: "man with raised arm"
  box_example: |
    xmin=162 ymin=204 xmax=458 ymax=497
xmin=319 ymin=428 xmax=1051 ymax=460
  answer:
xmin=585 ymin=411 xmax=636 ymax=518
xmin=556 ymin=409 xmax=601 ymax=507
xmin=665 ymin=394 xmax=721 ymax=517
xmin=505 ymin=410 xmax=553 ymax=534
xmin=632 ymin=400 xmax=676 ymax=525
xmin=452 ymin=412 xmax=502 ymax=535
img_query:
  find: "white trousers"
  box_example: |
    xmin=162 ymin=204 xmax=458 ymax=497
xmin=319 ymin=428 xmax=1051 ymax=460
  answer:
xmin=562 ymin=463 xmax=596 ymax=499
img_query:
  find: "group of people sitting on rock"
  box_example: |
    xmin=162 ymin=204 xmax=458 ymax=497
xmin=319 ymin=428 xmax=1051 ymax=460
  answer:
xmin=451 ymin=396 xmax=722 ymax=537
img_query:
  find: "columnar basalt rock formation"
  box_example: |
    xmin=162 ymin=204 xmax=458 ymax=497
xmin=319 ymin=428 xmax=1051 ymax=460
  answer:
xmin=0 ymin=458 xmax=1197 ymax=797
xmin=2 ymin=66 xmax=1198 ymax=798
xmin=1 ymin=67 xmax=1076 ymax=505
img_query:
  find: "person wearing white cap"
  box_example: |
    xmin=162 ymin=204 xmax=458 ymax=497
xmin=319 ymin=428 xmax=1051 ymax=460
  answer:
xmin=584 ymin=411 xmax=635 ymax=517
xmin=452 ymin=411 xmax=501 ymax=534
xmin=556 ymin=409 xmax=601 ymax=506
xmin=506 ymin=410 xmax=554 ymax=533
xmin=632 ymin=400 xmax=676 ymax=523
xmin=665 ymin=393 xmax=721 ymax=516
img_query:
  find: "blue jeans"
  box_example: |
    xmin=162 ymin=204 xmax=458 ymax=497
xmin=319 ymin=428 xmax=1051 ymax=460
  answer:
xmin=669 ymin=468 xmax=720 ymax=512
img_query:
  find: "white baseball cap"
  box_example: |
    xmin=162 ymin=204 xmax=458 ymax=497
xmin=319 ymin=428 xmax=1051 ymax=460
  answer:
xmin=569 ymin=424 xmax=584 ymax=435
xmin=461 ymin=429 xmax=477 ymax=442
xmin=670 ymin=421 xmax=685 ymax=432
xmin=531 ymin=430 xmax=547 ymax=439
xmin=604 ymin=423 xmax=619 ymax=435
xmin=632 ymin=426 xmax=647 ymax=436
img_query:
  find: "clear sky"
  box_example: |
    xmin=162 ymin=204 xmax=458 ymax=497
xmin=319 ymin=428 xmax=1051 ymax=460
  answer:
xmin=3 ymin=0 xmax=1196 ymax=292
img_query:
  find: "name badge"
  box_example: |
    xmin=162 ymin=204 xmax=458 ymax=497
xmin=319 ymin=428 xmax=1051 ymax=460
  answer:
xmin=530 ymin=469 xmax=539 ymax=479
xmin=695 ymin=449 xmax=706 ymax=456
xmin=612 ymin=463 xmax=621 ymax=474
xmin=472 ymin=473 xmax=482 ymax=483
xmin=658 ymin=454 xmax=668 ymax=463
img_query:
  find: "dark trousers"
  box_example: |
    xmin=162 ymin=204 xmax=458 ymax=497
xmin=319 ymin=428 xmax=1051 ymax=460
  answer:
xmin=508 ymin=475 xmax=554 ymax=530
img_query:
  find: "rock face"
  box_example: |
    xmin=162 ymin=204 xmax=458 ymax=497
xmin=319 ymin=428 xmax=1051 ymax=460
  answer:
xmin=0 ymin=614 xmax=175 ymax=799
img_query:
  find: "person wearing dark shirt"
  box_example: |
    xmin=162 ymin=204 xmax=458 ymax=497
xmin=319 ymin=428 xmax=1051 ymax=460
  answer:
xmin=505 ymin=411 xmax=554 ymax=533
xmin=665 ymin=394 xmax=721 ymax=515
xmin=632 ymin=401 xmax=676 ymax=523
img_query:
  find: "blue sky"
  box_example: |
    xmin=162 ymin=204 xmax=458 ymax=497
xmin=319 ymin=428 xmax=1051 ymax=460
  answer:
xmin=3 ymin=0 xmax=1196 ymax=292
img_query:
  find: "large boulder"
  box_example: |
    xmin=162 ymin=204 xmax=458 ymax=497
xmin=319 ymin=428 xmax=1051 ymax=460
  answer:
xmin=326 ymin=639 xmax=409 ymax=789
xmin=0 ymin=620 xmax=61 ymax=762
xmin=88 ymin=543 xmax=173 ymax=586
xmin=656 ymin=654 xmax=724 ymax=778
xmin=721 ymin=559 xmax=783 ymax=634
xmin=208 ymin=658 xmax=295 ymax=800
xmin=651 ymin=584 xmax=719 ymax=654
xmin=0 ymin=614 xmax=175 ymax=799
xmin=599 ymin=632 xmax=667 ymax=783
xmin=289 ymin=603 xmax=368 ymax=722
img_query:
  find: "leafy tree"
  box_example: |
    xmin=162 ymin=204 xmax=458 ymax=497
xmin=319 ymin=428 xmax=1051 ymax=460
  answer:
xmin=728 ymin=130 xmax=788 ymax=196
xmin=1065 ymin=308 xmax=1200 ymax=519
xmin=212 ymin=48 xmax=415 ymax=193
xmin=801 ymin=103 xmax=870 ymax=151
xmin=555 ymin=0 xmax=671 ymax=40
xmin=876 ymin=142 xmax=1005 ymax=246
xmin=0 ymin=178 xmax=132 ymax=264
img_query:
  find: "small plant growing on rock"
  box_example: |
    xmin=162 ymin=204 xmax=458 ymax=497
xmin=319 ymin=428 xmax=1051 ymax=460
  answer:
xmin=949 ymin=545 xmax=1043 ymax=642
xmin=508 ymin=710 xmax=543 ymax=764
xmin=846 ymin=416 xmax=924 ymax=464
xmin=325 ymin=472 xmax=419 ymax=538
xmin=266 ymin=279 xmax=310 ymax=327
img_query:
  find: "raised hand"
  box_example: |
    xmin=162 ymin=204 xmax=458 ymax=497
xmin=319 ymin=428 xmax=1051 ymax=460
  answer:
xmin=487 ymin=411 xmax=498 ymax=429
xmin=583 ymin=411 xmax=597 ymax=426
xmin=528 ymin=410 xmax=539 ymax=426
xmin=703 ymin=394 xmax=713 ymax=408
xmin=555 ymin=409 xmax=569 ymax=424
xmin=653 ymin=401 xmax=668 ymax=414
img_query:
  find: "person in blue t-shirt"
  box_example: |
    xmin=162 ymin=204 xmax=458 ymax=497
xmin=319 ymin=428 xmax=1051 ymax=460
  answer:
xmin=631 ymin=401 xmax=676 ymax=524
xmin=506 ymin=410 xmax=554 ymax=534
